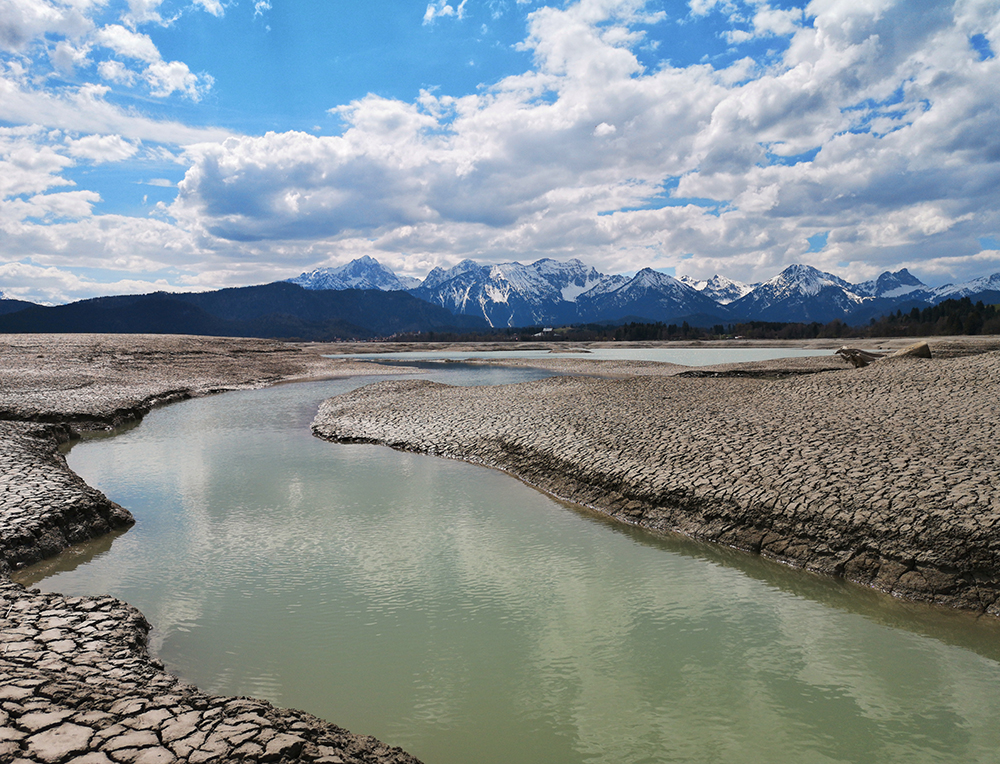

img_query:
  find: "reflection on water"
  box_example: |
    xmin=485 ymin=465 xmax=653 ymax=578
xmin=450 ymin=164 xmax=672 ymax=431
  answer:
xmin=16 ymin=366 xmax=1000 ymax=764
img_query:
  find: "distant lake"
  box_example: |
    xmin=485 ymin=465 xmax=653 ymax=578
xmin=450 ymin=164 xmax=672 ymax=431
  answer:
xmin=335 ymin=347 xmax=835 ymax=365
xmin=17 ymin=358 xmax=1000 ymax=764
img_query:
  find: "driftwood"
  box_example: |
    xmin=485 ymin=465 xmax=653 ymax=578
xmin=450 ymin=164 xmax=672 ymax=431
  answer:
xmin=835 ymin=347 xmax=885 ymax=367
xmin=836 ymin=341 xmax=932 ymax=368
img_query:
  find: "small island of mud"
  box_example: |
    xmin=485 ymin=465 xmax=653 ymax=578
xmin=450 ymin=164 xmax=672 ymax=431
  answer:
xmin=313 ymin=341 xmax=1000 ymax=615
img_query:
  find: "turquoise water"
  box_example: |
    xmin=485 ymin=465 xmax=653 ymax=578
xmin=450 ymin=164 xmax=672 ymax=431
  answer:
xmin=17 ymin=364 xmax=1000 ymax=764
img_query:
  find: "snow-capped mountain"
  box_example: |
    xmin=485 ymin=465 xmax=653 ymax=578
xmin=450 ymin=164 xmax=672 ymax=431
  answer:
xmin=854 ymin=268 xmax=930 ymax=299
xmin=577 ymin=268 xmax=727 ymax=323
xmin=678 ymin=274 xmax=755 ymax=305
xmin=409 ymin=258 xmax=610 ymax=327
xmin=419 ymin=259 xmax=484 ymax=291
xmin=727 ymin=264 xmax=867 ymax=323
xmin=408 ymin=260 xmax=727 ymax=327
xmin=930 ymin=272 xmax=1000 ymax=301
xmin=288 ymin=255 xmax=1000 ymax=327
xmin=288 ymin=256 xmax=420 ymax=291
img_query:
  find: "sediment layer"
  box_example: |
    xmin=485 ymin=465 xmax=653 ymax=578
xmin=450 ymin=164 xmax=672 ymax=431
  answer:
xmin=1 ymin=334 xmax=421 ymax=764
xmin=312 ymin=350 xmax=1000 ymax=615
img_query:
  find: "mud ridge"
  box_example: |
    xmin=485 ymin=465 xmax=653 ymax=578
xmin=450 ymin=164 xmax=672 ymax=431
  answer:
xmin=312 ymin=351 xmax=1000 ymax=616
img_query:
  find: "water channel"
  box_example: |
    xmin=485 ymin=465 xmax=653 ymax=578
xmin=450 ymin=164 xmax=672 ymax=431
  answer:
xmin=16 ymin=349 xmax=1000 ymax=764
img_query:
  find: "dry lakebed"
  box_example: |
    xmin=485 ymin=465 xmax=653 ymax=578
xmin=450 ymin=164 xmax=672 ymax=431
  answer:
xmin=3 ymin=333 xmax=1000 ymax=763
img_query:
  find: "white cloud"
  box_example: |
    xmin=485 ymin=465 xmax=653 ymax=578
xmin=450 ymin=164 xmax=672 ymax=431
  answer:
xmin=145 ymin=59 xmax=212 ymax=100
xmin=3 ymin=0 xmax=1000 ymax=301
xmin=95 ymin=24 xmax=161 ymax=63
xmin=0 ymin=126 xmax=73 ymax=198
xmin=168 ymin=0 xmax=1000 ymax=288
xmin=1 ymin=189 xmax=102 ymax=223
xmin=91 ymin=24 xmax=213 ymax=101
xmin=125 ymin=0 xmax=166 ymax=25
xmin=50 ymin=39 xmax=91 ymax=72
xmin=0 ymin=67 xmax=232 ymax=144
xmin=98 ymin=59 xmax=137 ymax=84
xmin=0 ymin=259 xmax=192 ymax=305
xmin=688 ymin=0 xmax=735 ymax=18
xmin=65 ymin=133 xmax=140 ymax=163
xmin=752 ymin=5 xmax=802 ymax=37
xmin=193 ymin=0 xmax=225 ymax=17
xmin=0 ymin=0 xmax=94 ymax=53
xmin=424 ymin=0 xmax=468 ymax=24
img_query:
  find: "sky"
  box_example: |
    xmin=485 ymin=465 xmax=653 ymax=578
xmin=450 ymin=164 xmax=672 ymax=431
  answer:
xmin=1 ymin=0 xmax=999 ymax=304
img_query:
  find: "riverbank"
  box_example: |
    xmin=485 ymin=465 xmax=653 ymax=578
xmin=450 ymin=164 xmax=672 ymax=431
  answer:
xmin=1 ymin=335 xmax=421 ymax=764
xmin=315 ymin=334 xmax=1000 ymax=358
xmin=313 ymin=343 xmax=1000 ymax=615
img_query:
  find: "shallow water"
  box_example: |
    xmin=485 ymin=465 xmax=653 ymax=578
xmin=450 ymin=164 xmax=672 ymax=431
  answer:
xmin=17 ymin=363 xmax=1000 ymax=764
xmin=336 ymin=347 xmax=834 ymax=365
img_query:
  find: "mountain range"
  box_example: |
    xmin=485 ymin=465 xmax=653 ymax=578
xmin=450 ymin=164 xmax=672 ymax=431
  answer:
xmin=290 ymin=258 xmax=1000 ymax=328
xmin=2 ymin=258 xmax=999 ymax=340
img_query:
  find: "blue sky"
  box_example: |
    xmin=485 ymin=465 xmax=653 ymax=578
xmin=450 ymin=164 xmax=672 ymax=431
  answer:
xmin=1 ymin=0 xmax=999 ymax=303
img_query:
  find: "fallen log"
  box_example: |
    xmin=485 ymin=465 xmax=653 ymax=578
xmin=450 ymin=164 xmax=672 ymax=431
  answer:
xmin=835 ymin=347 xmax=886 ymax=367
xmin=836 ymin=341 xmax=932 ymax=367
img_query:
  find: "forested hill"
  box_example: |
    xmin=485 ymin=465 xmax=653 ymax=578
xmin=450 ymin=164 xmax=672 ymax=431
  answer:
xmin=0 ymin=282 xmax=488 ymax=340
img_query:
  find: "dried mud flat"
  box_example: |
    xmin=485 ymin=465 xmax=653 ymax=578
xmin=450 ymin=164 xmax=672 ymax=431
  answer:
xmin=314 ymin=340 xmax=1000 ymax=616
xmin=5 ymin=332 xmax=1000 ymax=764
xmin=1 ymin=335 xmax=421 ymax=764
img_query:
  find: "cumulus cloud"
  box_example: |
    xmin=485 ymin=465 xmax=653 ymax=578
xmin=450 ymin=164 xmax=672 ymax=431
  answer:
xmin=153 ymin=0 xmax=1000 ymax=288
xmin=4 ymin=0 xmax=1000 ymax=302
xmin=95 ymin=24 xmax=161 ymax=63
xmin=92 ymin=24 xmax=213 ymax=100
xmin=722 ymin=2 xmax=804 ymax=43
xmin=98 ymin=59 xmax=137 ymax=84
xmin=145 ymin=59 xmax=212 ymax=100
xmin=0 ymin=0 xmax=94 ymax=53
xmin=1 ymin=189 xmax=102 ymax=224
xmin=0 ymin=127 xmax=74 ymax=198
xmin=50 ymin=39 xmax=91 ymax=73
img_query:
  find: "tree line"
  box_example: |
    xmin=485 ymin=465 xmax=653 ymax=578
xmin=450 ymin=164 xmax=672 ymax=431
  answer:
xmin=394 ymin=297 xmax=1000 ymax=343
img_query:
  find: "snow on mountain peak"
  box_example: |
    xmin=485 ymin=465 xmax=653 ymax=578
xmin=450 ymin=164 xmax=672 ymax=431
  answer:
xmin=289 ymin=256 xmax=419 ymax=291
xmin=289 ymin=255 xmax=1000 ymax=328
xmin=679 ymin=274 xmax=753 ymax=304
xmin=854 ymin=268 xmax=928 ymax=298
xmin=767 ymin=264 xmax=854 ymax=297
xmin=931 ymin=272 xmax=1000 ymax=300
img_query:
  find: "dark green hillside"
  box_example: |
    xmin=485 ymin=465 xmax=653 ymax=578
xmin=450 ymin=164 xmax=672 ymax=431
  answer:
xmin=0 ymin=299 xmax=37 ymax=316
xmin=0 ymin=283 xmax=487 ymax=340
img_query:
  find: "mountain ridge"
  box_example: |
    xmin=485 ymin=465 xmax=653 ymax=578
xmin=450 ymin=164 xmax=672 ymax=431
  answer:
xmin=4 ymin=258 xmax=1000 ymax=336
xmin=0 ymin=282 xmax=487 ymax=340
xmin=286 ymin=256 xmax=1000 ymax=327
